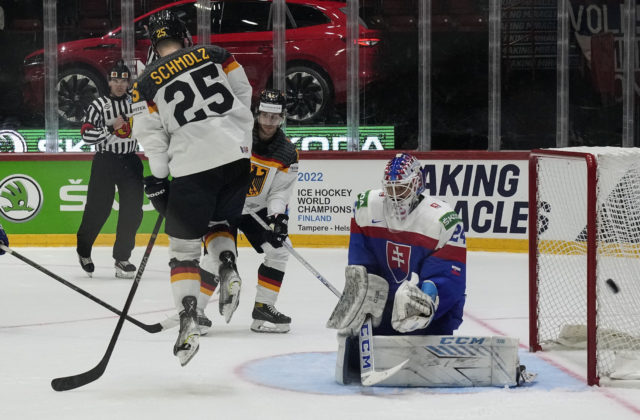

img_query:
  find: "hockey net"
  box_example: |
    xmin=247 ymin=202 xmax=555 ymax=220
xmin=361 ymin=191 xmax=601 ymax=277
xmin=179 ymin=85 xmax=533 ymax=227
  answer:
xmin=529 ymin=147 xmax=640 ymax=386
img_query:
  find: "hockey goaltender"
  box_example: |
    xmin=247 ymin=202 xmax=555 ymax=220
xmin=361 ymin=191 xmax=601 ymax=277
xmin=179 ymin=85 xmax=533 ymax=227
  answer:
xmin=326 ymin=153 xmax=536 ymax=387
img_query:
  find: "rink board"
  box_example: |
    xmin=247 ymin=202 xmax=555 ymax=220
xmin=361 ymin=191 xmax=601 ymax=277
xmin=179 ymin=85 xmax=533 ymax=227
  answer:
xmin=0 ymin=151 xmax=529 ymax=252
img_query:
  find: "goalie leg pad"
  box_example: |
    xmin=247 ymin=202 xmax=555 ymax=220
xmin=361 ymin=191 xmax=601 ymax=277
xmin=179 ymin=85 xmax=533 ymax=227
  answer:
xmin=326 ymin=265 xmax=389 ymax=333
xmin=335 ymin=335 xmax=529 ymax=387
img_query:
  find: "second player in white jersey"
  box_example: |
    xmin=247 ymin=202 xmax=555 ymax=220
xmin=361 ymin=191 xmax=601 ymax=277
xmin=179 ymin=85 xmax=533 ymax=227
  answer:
xmin=197 ymin=89 xmax=299 ymax=334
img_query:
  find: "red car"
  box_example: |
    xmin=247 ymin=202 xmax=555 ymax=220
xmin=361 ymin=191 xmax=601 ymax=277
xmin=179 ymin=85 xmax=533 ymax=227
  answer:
xmin=23 ymin=0 xmax=383 ymax=125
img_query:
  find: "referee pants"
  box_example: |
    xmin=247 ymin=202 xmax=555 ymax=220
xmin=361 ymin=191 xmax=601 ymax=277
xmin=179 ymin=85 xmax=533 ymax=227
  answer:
xmin=77 ymin=152 xmax=144 ymax=261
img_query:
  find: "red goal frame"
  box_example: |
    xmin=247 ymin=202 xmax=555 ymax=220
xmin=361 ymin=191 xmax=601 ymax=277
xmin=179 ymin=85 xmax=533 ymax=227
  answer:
xmin=528 ymin=149 xmax=599 ymax=386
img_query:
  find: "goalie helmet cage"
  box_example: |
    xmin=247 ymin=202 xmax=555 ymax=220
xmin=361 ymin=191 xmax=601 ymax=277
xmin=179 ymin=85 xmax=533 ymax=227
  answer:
xmin=529 ymin=147 xmax=640 ymax=387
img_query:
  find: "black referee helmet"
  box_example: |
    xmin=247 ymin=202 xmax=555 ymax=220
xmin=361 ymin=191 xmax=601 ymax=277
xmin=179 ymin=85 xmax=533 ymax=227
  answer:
xmin=109 ymin=60 xmax=131 ymax=80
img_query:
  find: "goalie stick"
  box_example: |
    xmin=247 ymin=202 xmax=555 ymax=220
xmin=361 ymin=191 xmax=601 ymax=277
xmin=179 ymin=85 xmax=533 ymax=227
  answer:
xmin=0 ymin=244 xmax=177 ymax=333
xmin=247 ymin=210 xmax=406 ymax=386
xmin=359 ymin=316 xmax=408 ymax=386
xmin=51 ymin=214 xmax=164 ymax=392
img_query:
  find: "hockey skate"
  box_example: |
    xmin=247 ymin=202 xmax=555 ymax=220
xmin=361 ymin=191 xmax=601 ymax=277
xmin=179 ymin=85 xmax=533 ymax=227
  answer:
xmin=173 ymin=296 xmax=200 ymax=366
xmin=78 ymin=254 xmax=94 ymax=278
xmin=166 ymin=309 xmax=212 ymax=334
xmin=218 ymin=251 xmax=242 ymax=323
xmin=197 ymin=308 xmax=212 ymax=335
xmin=115 ymin=260 xmax=136 ymax=279
xmin=251 ymin=302 xmax=291 ymax=333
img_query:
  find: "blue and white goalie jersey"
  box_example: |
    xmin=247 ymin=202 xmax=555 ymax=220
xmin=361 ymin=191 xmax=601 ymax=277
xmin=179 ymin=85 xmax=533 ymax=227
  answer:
xmin=349 ymin=189 xmax=467 ymax=335
xmin=131 ymin=45 xmax=253 ymax=178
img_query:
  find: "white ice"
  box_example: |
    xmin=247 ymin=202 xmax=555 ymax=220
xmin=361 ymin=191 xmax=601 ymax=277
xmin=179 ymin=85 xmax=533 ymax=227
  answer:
xmin=1 ymin=247 xmax=640 ymax=420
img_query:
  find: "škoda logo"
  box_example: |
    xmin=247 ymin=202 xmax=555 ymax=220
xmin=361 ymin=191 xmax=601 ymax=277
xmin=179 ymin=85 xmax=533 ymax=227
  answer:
xmin=0 ymin=130 xmax=27 ymax=152
xmin=0 ymin=174 xmax=43 ymax=222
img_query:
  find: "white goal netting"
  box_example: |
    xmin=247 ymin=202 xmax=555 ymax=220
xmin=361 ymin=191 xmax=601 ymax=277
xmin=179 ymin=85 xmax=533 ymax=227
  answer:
xmin=534 ymin=147 xmax=640 ymax=382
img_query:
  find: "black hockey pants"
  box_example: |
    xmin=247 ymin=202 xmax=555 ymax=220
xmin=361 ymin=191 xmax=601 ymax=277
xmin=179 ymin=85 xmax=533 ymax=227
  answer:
xmin=77 ymin=152 xmax=143 ymax=261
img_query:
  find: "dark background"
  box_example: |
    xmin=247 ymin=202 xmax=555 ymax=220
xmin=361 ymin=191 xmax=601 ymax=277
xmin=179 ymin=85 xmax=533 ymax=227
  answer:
xmin=0 ymin=0 xmax=631 ymax=150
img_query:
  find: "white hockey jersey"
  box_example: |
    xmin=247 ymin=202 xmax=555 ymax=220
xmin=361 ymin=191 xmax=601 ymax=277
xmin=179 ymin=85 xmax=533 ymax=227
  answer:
xmin=131 ymin=45 xmax=253 ymax=178
xmin=243 ymin=125 xmax=299 ymax=216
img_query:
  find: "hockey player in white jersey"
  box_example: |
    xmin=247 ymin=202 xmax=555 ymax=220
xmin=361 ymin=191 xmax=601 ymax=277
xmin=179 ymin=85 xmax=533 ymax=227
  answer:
xmin=131 ymin=10 xmax=253 ymax=366
xmin=196 ymin=88 xmax=299 ymax=333
xmin=327 ymin=153 xmax=534 ymax=387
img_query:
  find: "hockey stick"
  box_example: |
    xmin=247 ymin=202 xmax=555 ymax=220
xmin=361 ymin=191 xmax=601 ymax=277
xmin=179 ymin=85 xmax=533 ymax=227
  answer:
xmin=51 ymin=214 xmax=164 ymax=392
xmin=247 ymin=210 xmax=405 ymax=386
xmin=359 ymin=316 xmax=408 ymax=386
xmin=0 ymin=243 xmax=177 ymax=333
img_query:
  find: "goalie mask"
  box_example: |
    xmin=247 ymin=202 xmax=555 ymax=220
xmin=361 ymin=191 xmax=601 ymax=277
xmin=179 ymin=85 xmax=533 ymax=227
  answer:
xmin=148 ymin=9 xmax=189 ymax=51
xmin=382 ymin=153 xmax=425 ymax=229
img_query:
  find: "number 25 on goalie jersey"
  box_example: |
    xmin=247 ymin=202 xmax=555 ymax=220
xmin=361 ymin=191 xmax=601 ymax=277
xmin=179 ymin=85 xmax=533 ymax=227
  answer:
xmin=348 ymin=189 xmax=467 ymax=335
xmin=131 ymin=45 xmax=254 ymax=178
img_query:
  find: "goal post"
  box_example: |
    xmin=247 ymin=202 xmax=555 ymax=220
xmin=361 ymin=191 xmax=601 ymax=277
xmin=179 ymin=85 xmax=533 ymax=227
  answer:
xmin=529 ymin=147 xmax=640 ymax=386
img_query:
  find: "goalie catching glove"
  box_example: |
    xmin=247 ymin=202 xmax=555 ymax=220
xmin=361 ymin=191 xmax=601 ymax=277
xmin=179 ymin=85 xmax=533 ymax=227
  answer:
xmin=144 ymin=176 xmax=169 ymax=216
xmin=391 ymin=273 xmax=439 ymax=333
xmin=264 ymin=214 xmax=288 ymax=248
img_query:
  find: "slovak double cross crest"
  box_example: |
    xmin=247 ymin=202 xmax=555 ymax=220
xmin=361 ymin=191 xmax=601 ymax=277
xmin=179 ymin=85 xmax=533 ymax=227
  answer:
xmin=386 ymin=241 xmax=411 ymax=283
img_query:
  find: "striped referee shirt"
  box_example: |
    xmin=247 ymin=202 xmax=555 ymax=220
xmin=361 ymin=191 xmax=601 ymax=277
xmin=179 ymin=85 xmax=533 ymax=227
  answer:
xmin=81 ymin=94 xmax=138 ymax=154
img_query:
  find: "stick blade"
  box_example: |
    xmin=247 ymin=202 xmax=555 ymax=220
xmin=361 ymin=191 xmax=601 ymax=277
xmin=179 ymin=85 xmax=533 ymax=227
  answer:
xmin=51 ymin=363 xmax=106 ymax=392
xmin=143 ymin=322 xmax=165 ymax=333
xmin=361 ymin=359 xmax=409 ymax=387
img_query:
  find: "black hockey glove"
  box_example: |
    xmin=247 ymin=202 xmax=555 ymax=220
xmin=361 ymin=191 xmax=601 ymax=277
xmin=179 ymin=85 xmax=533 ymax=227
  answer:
xmin=264 ymin=214 xmax=288 ymax=248
xmin=143 ymin=176 xmax=169 ymax=216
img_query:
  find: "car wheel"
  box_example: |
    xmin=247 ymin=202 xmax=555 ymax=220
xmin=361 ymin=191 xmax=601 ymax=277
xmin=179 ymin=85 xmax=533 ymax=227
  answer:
xmin=285 ymin=65 xmax=331 ymax=123
xmin=57 ymin=68 xmax=108 ymax=125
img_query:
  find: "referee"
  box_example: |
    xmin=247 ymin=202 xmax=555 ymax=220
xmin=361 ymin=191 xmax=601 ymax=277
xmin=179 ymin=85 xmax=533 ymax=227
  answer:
xmin=76 ymin=60 xmax=143 ymax=279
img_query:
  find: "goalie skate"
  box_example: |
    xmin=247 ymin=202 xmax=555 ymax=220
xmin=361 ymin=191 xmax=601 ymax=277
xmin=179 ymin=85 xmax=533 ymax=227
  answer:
xmin=115 ymin=260 xmax=136 ymax=279
xmin=218 ymin=251 xmax=242 ymax=323
xmin=517 ymin=365 xmax=537 ymax=385
xmin=251 ymin=303 xmax=291 ymax=333
xmin=173 ymin=296 xmax=200 ymax=366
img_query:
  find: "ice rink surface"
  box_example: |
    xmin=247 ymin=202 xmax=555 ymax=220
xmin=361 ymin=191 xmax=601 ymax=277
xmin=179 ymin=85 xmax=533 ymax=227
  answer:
xmin=2 ymin=247 xmax=640 ymax=420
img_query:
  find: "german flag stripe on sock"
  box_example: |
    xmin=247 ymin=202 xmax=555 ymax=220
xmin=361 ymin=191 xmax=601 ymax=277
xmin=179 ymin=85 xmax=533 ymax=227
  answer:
xmin=257 ymin=263 xmax=284 ymax=292
xmin=171 ymin=265 xmax=200 ymax=283
xmin=200 ymin=281 xmax=217 ymax=296
xmin=258 ymin=275 xmax=281 ymax=292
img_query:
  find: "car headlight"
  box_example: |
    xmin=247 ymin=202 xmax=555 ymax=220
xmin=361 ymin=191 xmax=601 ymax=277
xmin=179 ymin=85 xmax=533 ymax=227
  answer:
xmin=24 ymin=54 xmax=44 ymax=66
